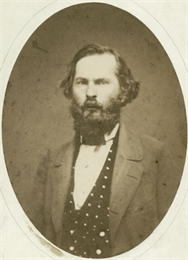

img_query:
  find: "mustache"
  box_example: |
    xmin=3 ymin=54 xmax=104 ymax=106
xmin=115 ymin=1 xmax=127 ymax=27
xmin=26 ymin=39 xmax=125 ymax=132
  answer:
xmin=83 ymin=98 xmax=103 ymax=109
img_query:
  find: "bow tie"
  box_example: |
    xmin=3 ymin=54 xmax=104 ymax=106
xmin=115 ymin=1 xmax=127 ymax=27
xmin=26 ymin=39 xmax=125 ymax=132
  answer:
xmin=82 ymin=135 xmax=106 ymax=146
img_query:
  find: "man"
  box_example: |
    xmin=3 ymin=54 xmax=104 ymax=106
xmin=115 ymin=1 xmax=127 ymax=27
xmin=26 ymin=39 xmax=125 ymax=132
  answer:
xmin=33 ymin=44 xmax=178 ymax=258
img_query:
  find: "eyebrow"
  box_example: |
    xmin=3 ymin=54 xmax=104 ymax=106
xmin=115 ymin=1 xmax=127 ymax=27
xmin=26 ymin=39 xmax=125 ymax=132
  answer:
xmin=75 ymin=77 xmax=110 ymax=82
xmin=94 ymin=78 xmax=110 ymax=83
xmin=75 ymin=77 xmax=86 ymax=80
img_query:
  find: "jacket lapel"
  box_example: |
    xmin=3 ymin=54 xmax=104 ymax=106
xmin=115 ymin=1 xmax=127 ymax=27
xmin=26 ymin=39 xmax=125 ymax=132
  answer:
xmin=51 ymin=141 xmax=75 ymax=241
xmin=109 ymin=124 xmax=144 ymax=241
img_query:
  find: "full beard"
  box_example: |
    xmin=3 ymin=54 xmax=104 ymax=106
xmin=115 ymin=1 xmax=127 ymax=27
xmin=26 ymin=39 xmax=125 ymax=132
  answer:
xmin=70 ymin=97 xmax=121 ymax=145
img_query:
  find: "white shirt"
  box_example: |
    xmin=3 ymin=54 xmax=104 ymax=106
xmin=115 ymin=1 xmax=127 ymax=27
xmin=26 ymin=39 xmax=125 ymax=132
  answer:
xmin=73 ymin=123 xmax=119 ymax=210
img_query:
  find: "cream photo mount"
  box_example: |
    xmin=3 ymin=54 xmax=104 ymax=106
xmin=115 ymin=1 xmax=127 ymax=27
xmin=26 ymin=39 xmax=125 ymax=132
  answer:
xmin=0 ymin=1 xmax=187 ymax=259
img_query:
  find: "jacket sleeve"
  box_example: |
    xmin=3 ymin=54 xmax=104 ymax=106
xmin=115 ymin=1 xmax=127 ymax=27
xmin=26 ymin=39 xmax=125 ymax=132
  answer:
xmin=156 ymin=143 xmax=180 ymax=221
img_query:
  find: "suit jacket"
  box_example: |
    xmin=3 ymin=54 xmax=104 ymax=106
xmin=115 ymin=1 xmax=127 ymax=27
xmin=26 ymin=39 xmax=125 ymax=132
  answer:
xmin=32 ymin=124 xmax=178 ymax=256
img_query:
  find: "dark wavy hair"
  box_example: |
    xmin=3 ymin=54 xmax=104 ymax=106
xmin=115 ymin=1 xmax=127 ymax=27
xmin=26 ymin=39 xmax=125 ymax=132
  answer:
xmin=60 ymin=44 xmax=140 ymax=106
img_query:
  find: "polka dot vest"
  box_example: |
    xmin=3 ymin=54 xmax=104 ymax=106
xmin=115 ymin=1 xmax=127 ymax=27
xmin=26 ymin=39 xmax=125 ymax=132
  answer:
xmin=61 ymin=131 xmax=119 ymax=258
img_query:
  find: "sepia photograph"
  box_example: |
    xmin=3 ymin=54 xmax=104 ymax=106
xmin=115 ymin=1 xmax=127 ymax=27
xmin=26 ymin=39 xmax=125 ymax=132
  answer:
xmin=1 ymin=1 xmax=187 ymax=259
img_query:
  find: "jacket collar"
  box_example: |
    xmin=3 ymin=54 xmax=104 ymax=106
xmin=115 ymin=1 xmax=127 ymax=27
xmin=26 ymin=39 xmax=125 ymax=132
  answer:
xmin=117 ymin=122 xmax=143 ymax=161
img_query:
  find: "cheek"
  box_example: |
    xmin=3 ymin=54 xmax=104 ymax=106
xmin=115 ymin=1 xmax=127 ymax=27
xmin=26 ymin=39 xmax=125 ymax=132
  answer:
xmin=72 ymin=88 xmax=85 ymax=104
xmin=99 ymin=86 xmax=120 ymax=101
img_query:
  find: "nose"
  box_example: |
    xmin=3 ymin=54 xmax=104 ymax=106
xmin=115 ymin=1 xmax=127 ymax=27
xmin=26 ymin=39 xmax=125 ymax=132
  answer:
xmin=86 ymin=82 xmax=97 ymax=99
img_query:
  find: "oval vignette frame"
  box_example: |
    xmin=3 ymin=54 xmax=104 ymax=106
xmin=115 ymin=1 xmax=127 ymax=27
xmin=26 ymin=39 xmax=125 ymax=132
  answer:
xmin=0 ymin=1 xmax=187 ymax=259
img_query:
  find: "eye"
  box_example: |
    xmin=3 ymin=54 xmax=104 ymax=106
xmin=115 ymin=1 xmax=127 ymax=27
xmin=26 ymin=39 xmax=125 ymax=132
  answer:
xmin=95 ymin=79 xmax=109 ymax=85
xmin=76 ymin=79 xmax=88 ymax=85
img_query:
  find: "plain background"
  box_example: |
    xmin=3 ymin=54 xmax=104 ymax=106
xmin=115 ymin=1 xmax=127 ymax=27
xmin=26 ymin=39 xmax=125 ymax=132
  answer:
xmin=1 ymin=1 xmax=187 ymax=259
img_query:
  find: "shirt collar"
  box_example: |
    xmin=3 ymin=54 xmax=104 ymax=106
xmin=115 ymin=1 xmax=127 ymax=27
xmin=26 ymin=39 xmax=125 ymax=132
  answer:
xmin=104 ymin=123 xmax=119 ymax=142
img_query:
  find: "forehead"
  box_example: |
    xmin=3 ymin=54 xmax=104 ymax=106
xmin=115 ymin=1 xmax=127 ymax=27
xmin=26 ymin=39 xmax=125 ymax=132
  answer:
xmin=74 ymin=53 xmax=118 ymax=78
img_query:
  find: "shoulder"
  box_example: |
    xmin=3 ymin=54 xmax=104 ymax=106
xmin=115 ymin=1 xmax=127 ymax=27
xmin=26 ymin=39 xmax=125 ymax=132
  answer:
xmin=139 ymin=134 xmax=164 ymax=151
xmin=37 ymin=139 xmax=75 ymax=170
xmin=49 ymin=139 xmax=75 ymax=164
xmin=139 ymin=135 xmax=167 ymax=165
xmin=51 ymin=140 xmax=74 ymax=155
xmin=137 ymin=134 xmax=165 ymax=160
xmin=118 ymin=123 xmax=165 ymax=160
xmin=119 ymin=123 xmax=164 ymax=150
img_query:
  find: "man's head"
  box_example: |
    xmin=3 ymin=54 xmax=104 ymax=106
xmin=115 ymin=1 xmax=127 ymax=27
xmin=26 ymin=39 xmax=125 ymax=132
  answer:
xmin=61 ymin=44 xmax=140 ymax=144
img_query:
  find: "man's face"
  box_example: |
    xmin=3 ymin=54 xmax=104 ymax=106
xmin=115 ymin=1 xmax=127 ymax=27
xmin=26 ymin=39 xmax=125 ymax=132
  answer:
xmin=72 ymin=53 xmax=121 ymax=112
